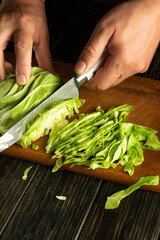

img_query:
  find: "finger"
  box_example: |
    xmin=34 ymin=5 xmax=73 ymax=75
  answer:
xmin=5 ymin=61 xmax=13 ymax=71
xmin=14 ymin=22 xmax=35 ymax=85
xmin=0 ymin=31 xmax=13 ymax=81
xmin=87 ymin=55 xmax=124 ymax=90
xmin=0 ymin=50 xmax=5 ymax=81
xmin=74 ymin=19 xmax=115 ymax=75
xmin=34 ymin=35 xmax=57 ymax=76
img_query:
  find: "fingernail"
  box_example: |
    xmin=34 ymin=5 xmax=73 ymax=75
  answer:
xmin=17 ymin=74 xmax=27 ymax=85
xmin=75 ymin=60 xmax=86 ymax=74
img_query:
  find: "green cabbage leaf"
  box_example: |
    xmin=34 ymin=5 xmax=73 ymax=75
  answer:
xmin=105 ymin=176 xmax=159 ymax=209
xmin=18 ymin=97 xmax=84 ymax=148
xmin=0 ymin=67 xmax=61 ymax=134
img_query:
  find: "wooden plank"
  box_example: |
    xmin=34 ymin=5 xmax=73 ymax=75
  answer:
xmin=2 ymin=52 xmax=160 ymax=192
xmin=0 ymin=156 xmax=39 ymax=234
xmin=78 ymin=181 xmax=160 ymax=240
xmin=0 ymin=167 xmax=102 ymax=240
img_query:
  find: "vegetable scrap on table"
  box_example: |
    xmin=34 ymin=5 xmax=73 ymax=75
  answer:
xmin=56 ymin=196 xmax=67 ymax=201
xmin=22 ymin=166 xmax=33 ymax=181
xmin=105 ymin=175 xmax=159 ymax=209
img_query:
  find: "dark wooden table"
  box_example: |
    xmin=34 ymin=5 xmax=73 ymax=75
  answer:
xmin=1 ymin=1 xmax=160 ymax=239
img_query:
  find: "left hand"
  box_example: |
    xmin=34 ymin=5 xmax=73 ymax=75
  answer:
xmin=0 ymin=0 xmax=54 ymax=85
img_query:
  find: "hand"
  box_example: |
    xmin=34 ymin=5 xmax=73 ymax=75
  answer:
xmin=0 ymin=0 xmax=54 ymax=85
xmin=75 ymin=0 xmax=160 ymax=90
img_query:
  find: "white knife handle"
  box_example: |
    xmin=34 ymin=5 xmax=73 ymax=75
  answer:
xmin=75 ymin=49 xmax=108 ymax=87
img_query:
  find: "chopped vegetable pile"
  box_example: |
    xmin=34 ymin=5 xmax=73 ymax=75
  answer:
xmin=48 ymin=105 xmax=160 ymax=175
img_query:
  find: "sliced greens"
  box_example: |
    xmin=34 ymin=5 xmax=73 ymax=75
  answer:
xmin=22 ymin=166 xmax=33 ymax=180
xmin=105 ymin=175 xmax=159 ymax=209
xmin=56 ymin=196 xmax=66 ymax=201
xmin=18 ymin=97 xmax=84 ymax=148
xmin=0 ymin=67 xmax=61 ymax=134
xmin=49 ymin=105 xmax=160 ymax=175
xmin=31 ymin=144 xmax=39 ymax=150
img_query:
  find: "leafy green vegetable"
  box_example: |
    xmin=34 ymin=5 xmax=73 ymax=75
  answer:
xmin=31 ymin=144 xmax=39 ymax=150
xmin=0 ymin=67 xmax=61 ymax=134
xmin=105 ymin=176 xmax=159 ymax=209
xmin=22 ymin=166 xmax=33 ymax=180
xmin=48 ymin=105 xmax=160 ymax=175
xmin=56 ymin=196 xmax=66 ymax=201
xmin=18 ymin=97 xmax=84 ymax=148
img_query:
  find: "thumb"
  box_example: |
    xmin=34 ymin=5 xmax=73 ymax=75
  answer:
xmin=74 ymin=19 xmax=114 ymax=75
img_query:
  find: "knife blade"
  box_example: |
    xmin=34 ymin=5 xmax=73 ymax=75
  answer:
xmin=0 ymin=51 xmax=107 ymax=152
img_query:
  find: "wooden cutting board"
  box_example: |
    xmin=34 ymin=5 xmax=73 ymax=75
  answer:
xmin=2 ymin=52 xmax=160 ymax=192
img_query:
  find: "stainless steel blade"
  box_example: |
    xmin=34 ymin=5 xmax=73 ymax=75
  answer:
xmin=0 ymin=77 xmax=79 ymax=152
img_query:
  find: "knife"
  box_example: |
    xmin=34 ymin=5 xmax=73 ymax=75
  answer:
xmin=0 ymin=51 xmax=107 ymax=152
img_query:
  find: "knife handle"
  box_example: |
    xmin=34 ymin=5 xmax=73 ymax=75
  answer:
xmin=75 ymin=49 xmax=108 ymax=87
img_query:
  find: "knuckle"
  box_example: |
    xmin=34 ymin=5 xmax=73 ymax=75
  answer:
xmin=83 ymin=45 xmax=99 ymax=59
xmin=96 ymin=19 xmax=107 ymax=35
xmin=120 ymin=50 xmax=149 ymax=74
xmin=121 ymin=55 xmax=137 ymax=73
xmin=17 ymin=63 xmax=29 ymax=67
xmin=115 ymin=58 xmax=128 ymax=73
xmin=97 ymin=85 xmax=107 ymax=91
xmin=47 ymin=56 xmax=53 ymax=64
xmin=0 ymin=14 xmax=9 ymax=23
xmin=17 ymin=13 xmax=35 ymax=33
xmin=121 ymin=54 xmax=133 ymax=69
xmin=132 ymin=61 xmax=149 ymax=73
xmin=138 ymin=63 xmax=149 ymax=73
xmin=18 ymin=13 xmax=33 ymax=26
xmin=15 ymin=38 xmax=30 ymax=51
xmin=16 ymin=63 xmax=30 ymax=71
xmin=97 ymin=81 xmax=112 ymax=90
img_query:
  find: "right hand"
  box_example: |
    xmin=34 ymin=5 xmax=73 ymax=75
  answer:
xmin=0 ymin=0 xmax=54 ymax=85
xmin=75 ymin=0 xmax=160 ymax=90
